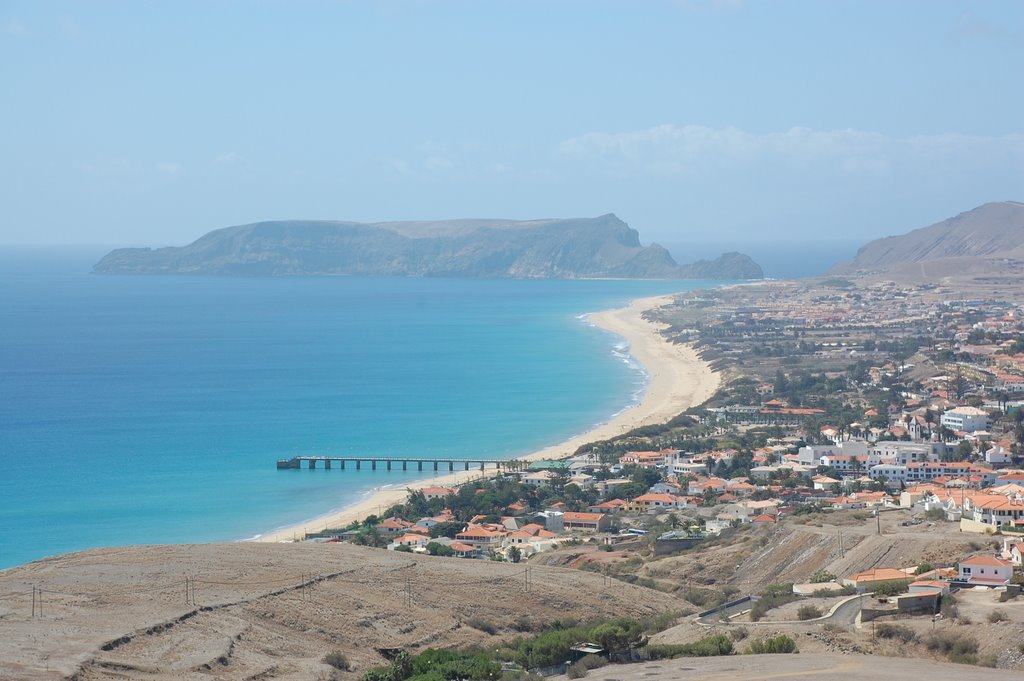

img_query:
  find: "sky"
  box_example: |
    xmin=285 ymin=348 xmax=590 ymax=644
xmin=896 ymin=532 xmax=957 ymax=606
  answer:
xmin=2 ymin=0 xmax=1022 ymax=255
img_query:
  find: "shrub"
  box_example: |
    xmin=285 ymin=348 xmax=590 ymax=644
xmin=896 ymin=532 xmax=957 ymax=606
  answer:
xmin=875 ymin=624 xmax=916 ymax=643
xmin=749 ymin=584 xmax=797 ymax=621
xmin=810 ymin=570 xmax=835 ymax=583
xmin=925 ymin=631 xmax=980 ymax=665
xmin=913 ymin=562 xmax=934 ymax=575
xmin=683 ymin=589 xmax=711 ymax=607
xmin=511 ymin=615 xmax=535 ymax=632
xmin=323 ymin=651 xmax=351 ymax=671
xmin=941 ymin=594 xmax=959 ymax=619
xmin=812 ymin=585 xmax=855 ymax=597
xmin=566 ymin=662 xmax=588 ymax=679
xmin=729 ymin=627 xmax=749 ymax=641
xmin=646 ymin=635 xmax=733 ymax=659
xmin=797 ymin=605 xmax=822 ymax=620
xmin=466 ymin=618 xmax=498 ymax=635
xmin=747 ymin=635 xmax=798 ymax=654
xmin=987 ymin=609 xmax=1009 ymax=623
xmin=871 ymin=580 xmax=909 ymax=597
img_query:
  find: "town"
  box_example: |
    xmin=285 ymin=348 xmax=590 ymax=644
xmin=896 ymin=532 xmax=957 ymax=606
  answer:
xmin=308 ymin=275 xmax=1024 ymax=668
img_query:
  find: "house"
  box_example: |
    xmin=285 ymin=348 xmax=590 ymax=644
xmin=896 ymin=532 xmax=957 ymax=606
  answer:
xmin=562 ymin=512 xmax=612 ymax=532
xmin=449 ymin=541 xmax=478 ymax=558
xmin=620 ymin=451 xmax=668 ymax=468
xmin=628 ymin=493 xmax=682 ymax=513
xmin=568 ymin=473 xmax=595 ymax=489
xmin=751 ymin=514 xmax=777 ymax=523
xmin=649 ymin=481 xmax=682 ymax=495
xmin=522 ymin=471 xmax=554 ymax=487
xmin=589 ymin=498 xmax=629 ymax=514
xmin=454 ymin=526 xmax=507 ymax=547
xmin=378 ymin=517 xmax=417 ymax=534
xmin=941 ymin=406 xmax=991 ymax=433
xmin=909 ymin=580 xmax=951 ymax=596
xmin=957 ymin=555 xmax=1013 ymax=585
xmin=504 ymin=523 xmax=558 ymax=546
xmin=964 ymin=494 xmax=1024 ymax=529
xmin=535 ymin=511 xmax=564 ymax=533
xmin=812 ymin=475 xmax=840 ymax=491
xmin=842 ymin=568 xmax=911 ymax=592
xmin=985 ymin=445 xmax=1012 ymax=465
xmin=389 ymin=533 xmax=431 ymax=550
xmin=421 ymin=486 xmax=456 ymax=501
xmin=725 ymin=481 xmax=756 ymax=496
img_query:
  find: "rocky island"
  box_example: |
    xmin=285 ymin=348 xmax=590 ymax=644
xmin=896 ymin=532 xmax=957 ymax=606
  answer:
xmin=92 ymin=214 xmax=763 ymax=280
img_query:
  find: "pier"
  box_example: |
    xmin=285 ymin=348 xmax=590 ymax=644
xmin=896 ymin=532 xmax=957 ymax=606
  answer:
xmin=276 ymin=456 xmax=522 ymax=472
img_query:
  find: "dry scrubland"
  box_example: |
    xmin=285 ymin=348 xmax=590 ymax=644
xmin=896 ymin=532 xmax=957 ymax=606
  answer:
xmin=0 ymin=543 xmax=675 ymax=680
xmin=2 ymin=512 xmax=1022 ymax=679
xmin=535 ymin=509 xmax=979 ymax=597
xmin=537 ymin=510 xmax=1024 ymax=668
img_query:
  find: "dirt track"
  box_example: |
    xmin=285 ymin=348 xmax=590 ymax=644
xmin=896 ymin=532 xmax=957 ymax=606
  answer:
xmin=569 ymin=653 xmax=1009 ymax=681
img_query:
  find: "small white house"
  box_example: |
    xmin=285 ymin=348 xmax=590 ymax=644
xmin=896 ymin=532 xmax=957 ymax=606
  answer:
xmin=958 ymin=555 xmax=1013 ymax=585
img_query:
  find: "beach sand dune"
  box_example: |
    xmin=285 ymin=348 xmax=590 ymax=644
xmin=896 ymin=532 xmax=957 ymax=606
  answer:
xmin=255 ymin=294 xmax=718 ymax=542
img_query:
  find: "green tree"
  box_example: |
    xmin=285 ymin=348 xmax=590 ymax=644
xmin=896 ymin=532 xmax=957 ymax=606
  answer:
xmin=425 ymin=541 xmax=454 ymax=557
xmin=507 ymin=545 xmax=522 ymax=563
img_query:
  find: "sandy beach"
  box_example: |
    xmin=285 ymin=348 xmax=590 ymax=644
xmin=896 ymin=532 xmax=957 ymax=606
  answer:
xmin=255 ymin=293 xmax=720 ymax=543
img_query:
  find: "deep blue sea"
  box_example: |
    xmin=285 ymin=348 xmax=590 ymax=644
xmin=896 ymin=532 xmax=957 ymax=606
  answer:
xmin=0 ymin=247 xmax=718 ymax=569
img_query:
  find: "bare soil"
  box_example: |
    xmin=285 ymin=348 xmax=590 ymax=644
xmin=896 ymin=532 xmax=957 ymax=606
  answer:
xmin=563 ymin=652 xmax=1012 ymax=681
xmin=0 ymin=543 xmax=679 ymax=680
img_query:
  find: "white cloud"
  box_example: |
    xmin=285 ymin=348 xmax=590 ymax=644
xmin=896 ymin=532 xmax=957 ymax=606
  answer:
xmin=0 ymin=18 xmax=28 ymax=36
xmin=58 ymin=15 xmax=81 ymax=36
xmin=951 ymin=10 xmax=1022 ymax=47
xmin=155 ymin=162 xmax=183 ymax=176
xmin=422 ymin=156 xmax=453 ymax=172
xmin=79 ymin=157 xmax=134 ymax=175
xmin=555 ymin=124 xmax=1024 ymax=179
xmin=215 ymin=151 xmax=242 ymax=164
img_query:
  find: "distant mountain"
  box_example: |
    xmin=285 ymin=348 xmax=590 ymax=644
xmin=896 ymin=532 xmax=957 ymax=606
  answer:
xmin=93 ymin=214 xmax=763 ymax=280
xmin=832 ymin=201 xmax=1024 ymax=276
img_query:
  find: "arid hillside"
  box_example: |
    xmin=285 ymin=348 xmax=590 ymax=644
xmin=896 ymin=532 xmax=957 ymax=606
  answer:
xmin=0 ymin=543 xmax=678 ymax=680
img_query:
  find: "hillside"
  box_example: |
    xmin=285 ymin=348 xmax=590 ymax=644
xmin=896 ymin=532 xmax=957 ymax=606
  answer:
xmin=0 ymin=542 xmax=677 ymax=680
xmin=832 ymin=201 xmax=1024 ymax=277
xmin=92 ymin=215 xmax=763 ymax=279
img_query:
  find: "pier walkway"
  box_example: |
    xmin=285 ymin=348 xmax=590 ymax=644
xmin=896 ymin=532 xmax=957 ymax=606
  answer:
xmin=276 ymin=456 xmax=522 ymax=472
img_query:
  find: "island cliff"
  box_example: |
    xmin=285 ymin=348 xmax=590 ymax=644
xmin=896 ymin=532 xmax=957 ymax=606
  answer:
xmin=93 ymin=214 xmax=763 ymax=280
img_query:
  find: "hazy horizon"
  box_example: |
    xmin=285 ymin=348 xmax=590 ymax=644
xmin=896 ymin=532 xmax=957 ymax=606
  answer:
xmin=2 ymin=1 xmax=1022 ymax=248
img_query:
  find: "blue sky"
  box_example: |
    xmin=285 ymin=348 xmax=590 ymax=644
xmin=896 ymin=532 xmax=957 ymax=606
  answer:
xmin=2 ymin=0 xmax=1022 ymax=252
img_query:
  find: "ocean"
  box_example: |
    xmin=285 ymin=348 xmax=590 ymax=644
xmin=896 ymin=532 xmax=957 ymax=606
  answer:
xmin=0 ymin=247 xmax=718 ymax=569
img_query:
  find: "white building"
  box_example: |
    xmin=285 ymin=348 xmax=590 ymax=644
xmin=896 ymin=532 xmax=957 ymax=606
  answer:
xmin=798 ymin=441 xmax=867 ymax=466
xmin=958 ymin=555 xmax=1013 ymax=584
xmin=985 ymin=445 xmax=1012 ymax=465
xmin=870 ymin=441 xmax=947 ymax=465
xmin=941 ymin=406 xmax=992 ymax=433
xmin=869 ymin=464 xmax=908 ymax=485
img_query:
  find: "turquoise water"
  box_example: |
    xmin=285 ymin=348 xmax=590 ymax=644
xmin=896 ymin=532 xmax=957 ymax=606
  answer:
xmin=0 ymin=248 xmax=716 ymax=569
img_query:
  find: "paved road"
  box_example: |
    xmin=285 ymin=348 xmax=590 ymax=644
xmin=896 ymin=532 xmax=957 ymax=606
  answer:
xmin=697 ymin=594 xmax=869 ymax=628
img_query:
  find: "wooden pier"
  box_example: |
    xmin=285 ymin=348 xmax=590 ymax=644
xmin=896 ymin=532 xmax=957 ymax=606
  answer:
xmin=276 ymin=456 xmax=521 ymax=472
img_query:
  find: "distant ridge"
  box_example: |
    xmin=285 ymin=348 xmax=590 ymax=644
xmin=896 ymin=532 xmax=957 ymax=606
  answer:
xmin=93 ymin=214 xmax=764 ymax=280
xmin=831 ymin=201 xmax=1024 ymax=277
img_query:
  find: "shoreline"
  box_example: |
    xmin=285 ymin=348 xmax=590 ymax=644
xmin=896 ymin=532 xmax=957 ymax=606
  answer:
xmin=253 ymin=293 xmax=720 ymax=543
